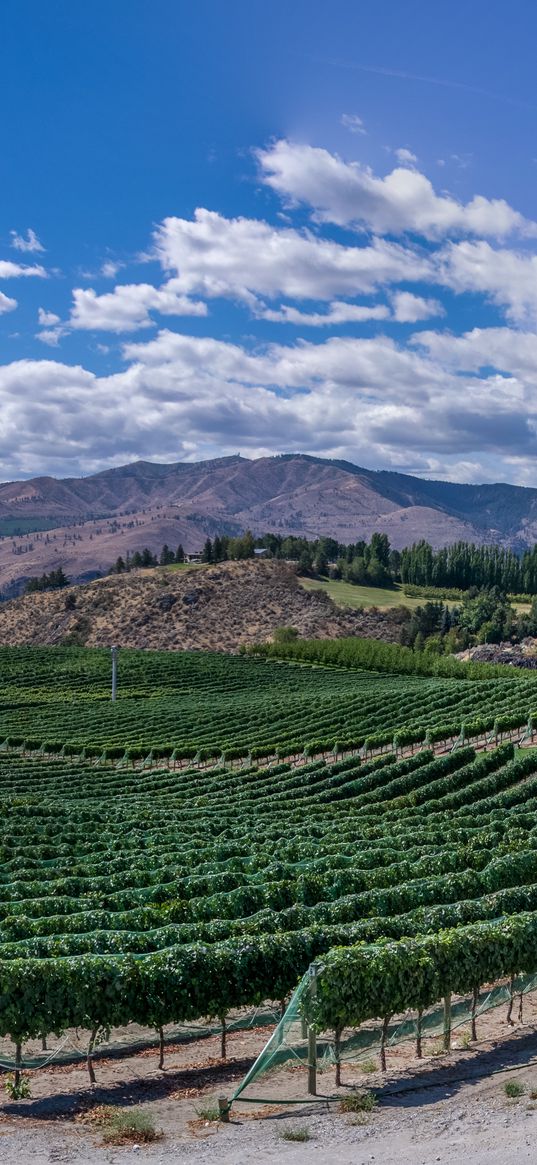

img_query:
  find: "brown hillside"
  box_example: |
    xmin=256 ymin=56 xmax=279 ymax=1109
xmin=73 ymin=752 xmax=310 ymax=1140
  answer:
xmin=4 ymin=450 xmax=537 ymax=595
xmin=0 ymin=560 xmax=402 ymax=651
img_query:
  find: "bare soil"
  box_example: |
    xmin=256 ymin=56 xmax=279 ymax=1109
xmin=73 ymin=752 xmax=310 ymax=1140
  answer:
xmin=3 ymin=991 xmax=537 ymax=1162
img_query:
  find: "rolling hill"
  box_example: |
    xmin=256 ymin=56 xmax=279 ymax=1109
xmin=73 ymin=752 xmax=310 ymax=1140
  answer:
xmin=0 ymin=560 xmax=403 ymax=650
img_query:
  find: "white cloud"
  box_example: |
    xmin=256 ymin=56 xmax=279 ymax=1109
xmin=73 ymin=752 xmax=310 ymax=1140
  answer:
xmin=101 ymin=260 xmax=123 ymax=279
xmin=37 ymin=328 xmax=65 ymax=347
xmin=394 ymin=147 xmax=417 ymax=165
xmin=0 ymin=292 xmax=17 ymax=315
xmin=390 ymin=291 xmax=445 ymax=323
xmin=256 ymin=301 xmax=390 ymax=326
xmin=153 ymin=208 xmax=434 ymax=302
xmin=439 ymin=240 xmax=537 ymax=325
xmin=341 ymin=113 xmax=366 ymax=135
xmin=0 ymin=328 xmax=535 ymax=482
xmin=5 ymin=131 xmax=537 ymax=486
xmin=10 ymin=228 xmax=45 ymax=253
xmin=38 ymin=308 xmax=60 ymax=326
xmin=413 ymin=326 xmax=537 ymax=382
xmin=0 ymin=260 xmax=46 ymax=278
xmin=67 ymin=283 xmax=208 ymax=333
xmin=257 ymin=139 xmax=537 ymax=239
xmin=258 ymin=295 xmax=443 ymax=326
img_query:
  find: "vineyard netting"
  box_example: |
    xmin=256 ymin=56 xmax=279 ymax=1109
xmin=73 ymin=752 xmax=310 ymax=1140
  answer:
xmin=231 ymin=968 xmax=537 ymax=1108
xmin=0 ymin=1004 xmax=282 ymax=1071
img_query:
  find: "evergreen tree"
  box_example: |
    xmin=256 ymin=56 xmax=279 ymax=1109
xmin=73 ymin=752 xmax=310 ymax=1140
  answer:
xmin=202 ymin=537 xmax=213 ymax=563
xmin=159 ymin=544 xmax=175 ymax=566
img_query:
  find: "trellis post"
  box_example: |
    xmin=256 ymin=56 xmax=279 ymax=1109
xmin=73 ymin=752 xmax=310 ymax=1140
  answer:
xmin=111 ymin=645 xmax=119 ymax=702
xmin=307 ymin=962 xmax=319 ymax=1095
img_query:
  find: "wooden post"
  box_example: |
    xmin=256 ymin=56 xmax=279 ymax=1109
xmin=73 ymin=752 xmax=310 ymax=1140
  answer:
xmin=506 ymin=975 xmax=515 ymax=1025
xmin=14 ymin=1041 xmax=22 ymax=1089
xmin=307 ymin=963 xmax=319 ymax=1096
xmin=471 ymin=986 xmax=478 ymax=1041
xmin=218 ymin=1096 xmax=229 ymax=1123
xmin=380 ymin=1015 xmax=390 ymax=1072
xmin=334 ymin=1025 xmax=342 ymax=1087
xmin=443 ymin=994 xmax=451 ymax=1051
xmin=416 ymin=1010 xmax=423 ymax=1059
xmin=87 ymin=1026 xmax=98 ymax=1085
xmin=158 ymin=1026 xmax=165 ymax=1070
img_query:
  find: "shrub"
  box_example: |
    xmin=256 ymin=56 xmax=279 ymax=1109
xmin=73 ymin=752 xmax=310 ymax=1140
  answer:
xmin=100 ymin=1107 xmax=161 ymax=1144
xmin=280 ymin=1126 xmax=311 ymax=1142
xmin=4 ymin=1074 xmax=31 ymax=1100
xmin=504 ymin=1080 xmax=525 ymax=1099
xmin=339 ymin=1091 xmax=377 ymax=1113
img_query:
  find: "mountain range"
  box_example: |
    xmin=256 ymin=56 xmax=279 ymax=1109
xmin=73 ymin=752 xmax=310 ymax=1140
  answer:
xmin=1 ymin=453 xmax=537 ymax=596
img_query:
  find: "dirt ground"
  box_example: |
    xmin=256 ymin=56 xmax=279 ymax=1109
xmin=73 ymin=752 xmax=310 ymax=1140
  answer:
xmin=3 ymin=994 xmax=537 ymax=1163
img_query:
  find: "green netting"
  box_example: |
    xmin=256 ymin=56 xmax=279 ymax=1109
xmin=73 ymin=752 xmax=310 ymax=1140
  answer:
xmin=230 ymin=966 xmax=537 ymax=1108
xmin=0 ymin=1003 xmax=282 ymax=1071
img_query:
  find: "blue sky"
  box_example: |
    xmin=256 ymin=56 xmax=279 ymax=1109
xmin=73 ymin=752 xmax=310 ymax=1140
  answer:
xmin=3 ymin=0 xmax=537 ymax=484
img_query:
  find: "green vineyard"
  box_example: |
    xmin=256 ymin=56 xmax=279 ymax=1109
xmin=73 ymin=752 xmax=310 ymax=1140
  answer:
xmin=1 ymin=643 xmax=537 ymax=760
xmin=2 ymin=643 xmax=537 ymax=1078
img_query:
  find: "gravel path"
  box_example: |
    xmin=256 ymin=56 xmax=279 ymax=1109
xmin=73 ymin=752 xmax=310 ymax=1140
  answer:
xmin=4 ymin=1060 xmax=537 ymax=1165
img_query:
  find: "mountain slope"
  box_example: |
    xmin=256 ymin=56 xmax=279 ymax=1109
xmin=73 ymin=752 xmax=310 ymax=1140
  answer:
xmin=1 ymin=452 xmax=537 ymax=595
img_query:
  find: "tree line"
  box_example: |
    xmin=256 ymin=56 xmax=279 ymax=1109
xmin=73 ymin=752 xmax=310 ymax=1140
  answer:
xmin=25 ymin=568 xmax=70 ymax=594
xmin=400 ymin=540 xmax=537 ymax=595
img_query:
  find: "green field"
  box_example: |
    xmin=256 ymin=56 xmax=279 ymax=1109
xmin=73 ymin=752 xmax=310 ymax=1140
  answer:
xmin=1 ymin=643 xmax=537 ymax=1078
xmin=300 ymin=577 xmax=451 ymax=609
xmin=301 ymin=576 xmax=532 ymax=614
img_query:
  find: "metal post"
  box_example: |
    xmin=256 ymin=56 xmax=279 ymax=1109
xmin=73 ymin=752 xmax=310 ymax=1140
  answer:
xmin=307 ymin=963 xmax=319 ymax=1096
xmin=111 ymin=645 xmax=118 ymax=703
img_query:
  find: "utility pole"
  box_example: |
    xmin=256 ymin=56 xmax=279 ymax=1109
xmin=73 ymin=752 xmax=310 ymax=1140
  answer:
xmin=111 ymin=645 xmax=119 ymax=702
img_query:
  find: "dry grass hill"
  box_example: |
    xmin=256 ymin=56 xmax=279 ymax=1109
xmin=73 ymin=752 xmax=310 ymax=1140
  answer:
xmin=0 ymin=560 xmax=402 ymax=651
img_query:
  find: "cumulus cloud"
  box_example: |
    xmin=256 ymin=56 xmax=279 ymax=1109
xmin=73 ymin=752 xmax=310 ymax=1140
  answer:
xmin=438 ymin=240 xmax=537 ymax=326
xmin=10 ymin=228 xmax=45 ymax=253
xmin=413 ymin=326 xmax=537 ymax=382
xmin=257 ymin=294 xmax=443 ymax=326
xmin=0 ymin=292 xmax=17 ymax=315
xmin=37 ymin=328 xmax=65 ymax=347
xmin=0 ymin=260 xmax=46 ymax=278
xmin=256 ymin=301 xmax=390 ymax=326
xmin=390 ymin=291 xmax=445 ymax=323
xmin=0 ymin=328 xmax=536 ymax=481
xmin=101 ymin=260 xmax=123 ymax=279
xmin=6 ymin=130 xmax=537 ymax=485
xmin=153 ymin=208 xmax=434 ymax=301
xmin=37 ymin=308 xmax=60 ymax=326
xmin=341 ymin=113 xmax=366 ymax=135
xmin=257 ymin=139 xmax=537 ymax=239
xmin=394 ymin=147 xmax=417 ymax=165
xmin=67 ymin=283 xmax=208 ymax=333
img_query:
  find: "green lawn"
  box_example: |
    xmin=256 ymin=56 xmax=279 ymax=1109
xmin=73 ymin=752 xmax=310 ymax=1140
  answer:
xmin=161 ymin=562 xmax=204 ymax=572
xmin=300 ymin=578 xmax=456 ymax=610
